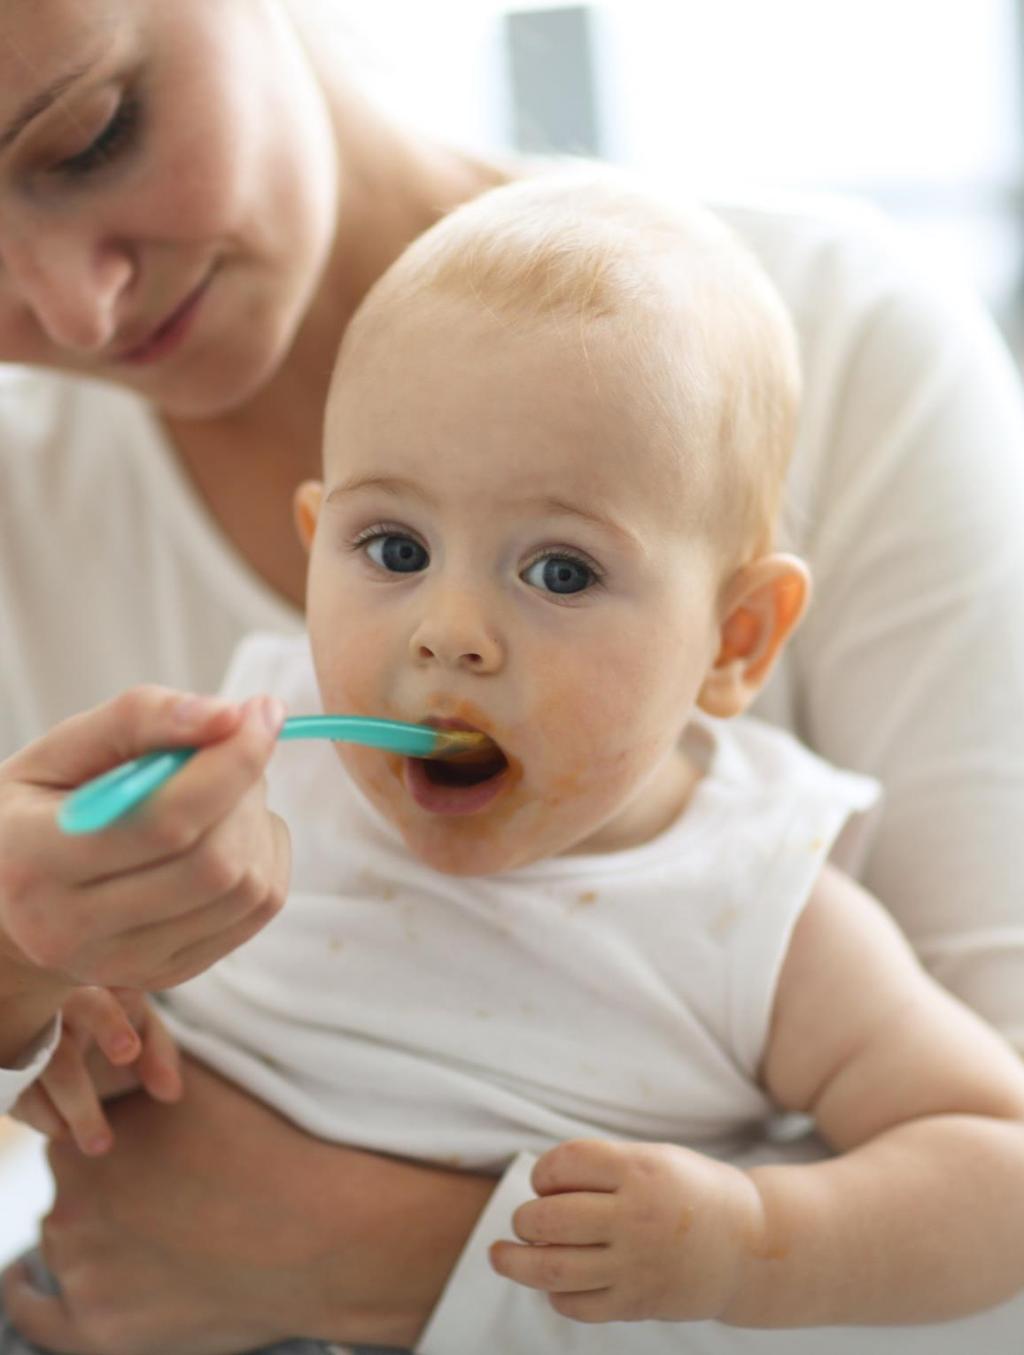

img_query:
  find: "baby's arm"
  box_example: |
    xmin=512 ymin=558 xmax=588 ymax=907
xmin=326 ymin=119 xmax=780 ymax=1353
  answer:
xmin=492 ymin=864 xmax=1024 ymax=1326
xmin=737 ymin=863 xmax=1024 ymax=1323
xmin=10 ymin=987 xmax=182 ymax=1155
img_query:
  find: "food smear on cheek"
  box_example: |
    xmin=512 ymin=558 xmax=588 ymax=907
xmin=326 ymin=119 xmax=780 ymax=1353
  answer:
xmin=540 ymin=764 xmax=586 ymax=806
xmin=340 ymin=686 xmax=636 ymax=869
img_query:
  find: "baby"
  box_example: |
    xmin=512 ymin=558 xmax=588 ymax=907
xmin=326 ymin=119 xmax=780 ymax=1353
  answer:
xmin=23 ymin=174 xmax=1024 ymax=1330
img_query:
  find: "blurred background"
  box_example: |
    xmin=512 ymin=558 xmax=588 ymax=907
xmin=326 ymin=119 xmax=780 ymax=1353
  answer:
xmin=344 ymin=0 xmax=1024 ymax=361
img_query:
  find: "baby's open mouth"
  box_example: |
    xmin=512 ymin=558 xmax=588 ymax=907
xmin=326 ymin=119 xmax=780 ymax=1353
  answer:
xmin=405 ymin=721 xmax=511 ymax=817
xmin=422 ymin=733 xmax=509 ymax=788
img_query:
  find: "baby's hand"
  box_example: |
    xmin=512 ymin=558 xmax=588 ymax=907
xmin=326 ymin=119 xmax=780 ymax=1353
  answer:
xmin=490 ymin=1138 xmax=763 ymax=1324
xmin=9 ymin=987 xmax=182 ymax=1156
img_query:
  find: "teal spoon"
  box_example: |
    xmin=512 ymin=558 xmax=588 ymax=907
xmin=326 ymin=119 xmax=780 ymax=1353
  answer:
xmin=58 ymin=715 xmax=491 ymax=836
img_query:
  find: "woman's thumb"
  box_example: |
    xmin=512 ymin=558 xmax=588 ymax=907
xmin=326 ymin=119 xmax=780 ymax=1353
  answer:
xmin=6 ymin=688 xmax=242 ymax=790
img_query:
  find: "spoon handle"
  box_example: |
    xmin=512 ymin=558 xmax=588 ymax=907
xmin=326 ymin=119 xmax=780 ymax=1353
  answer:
xmin=58 ymin=714 xmax=463 ymax=836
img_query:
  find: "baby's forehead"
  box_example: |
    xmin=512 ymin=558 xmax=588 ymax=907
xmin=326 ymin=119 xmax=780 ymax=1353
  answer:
xmin=328 ymin=298 xmax=717 ymax=532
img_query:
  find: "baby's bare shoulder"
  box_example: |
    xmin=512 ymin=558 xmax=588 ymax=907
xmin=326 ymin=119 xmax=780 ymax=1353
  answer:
xmin=763 ymin=864 xmax=1024 ymax=1152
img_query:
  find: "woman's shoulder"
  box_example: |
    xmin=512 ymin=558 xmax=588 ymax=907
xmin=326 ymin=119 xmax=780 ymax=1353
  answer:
xmin=707 ymin=190 xmax=1023 ymax=533
xmin=710 ymin=190 xmax=971 ymax=343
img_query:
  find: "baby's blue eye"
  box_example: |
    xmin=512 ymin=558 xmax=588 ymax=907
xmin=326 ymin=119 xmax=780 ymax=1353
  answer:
xmin=366 ymin=534 xmax=429 ymax=573
xmin=523 ymin=554 xmax=595 ymax=595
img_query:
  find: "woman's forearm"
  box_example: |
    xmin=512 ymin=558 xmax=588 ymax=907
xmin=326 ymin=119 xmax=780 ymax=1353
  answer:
xmin=0 ymin=952 xmax=70 ymax=1067
xmin=317 ymin=1153 xmax=497 ymax=1348
xmin=23 ymin=1057 xmax=499 ymax=1353
xmin=729 ymin=1114 xmax=1024 ymax=1327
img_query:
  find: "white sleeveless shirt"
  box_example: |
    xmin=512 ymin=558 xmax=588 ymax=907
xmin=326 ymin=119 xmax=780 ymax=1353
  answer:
xmin=162 ymin=633 xmax=879 ymax=1169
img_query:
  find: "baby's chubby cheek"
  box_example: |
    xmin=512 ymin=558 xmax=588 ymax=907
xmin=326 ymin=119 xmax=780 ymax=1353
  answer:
xmin=511 ymin=686 xmax=667 ymax=843
xmin=308 ymin=626 xmax=386 ymax=719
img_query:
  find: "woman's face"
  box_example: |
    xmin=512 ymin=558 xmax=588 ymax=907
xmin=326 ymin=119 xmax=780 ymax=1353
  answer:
xmin=0 ymin=0 xmax=339 ymax=417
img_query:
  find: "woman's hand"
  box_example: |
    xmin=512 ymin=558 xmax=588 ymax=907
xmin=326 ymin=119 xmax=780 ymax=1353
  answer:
xmin=10 ymin=986 xmax=182 ymax=1155
xmin=0 ymin=686 xmax=291 ymax=1063
xmin=1 ymin=1056 xmax=495 ymax=1354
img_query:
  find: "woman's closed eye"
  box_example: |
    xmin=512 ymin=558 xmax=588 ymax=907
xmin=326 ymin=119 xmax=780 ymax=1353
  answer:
xmin=52 ymin=92 xmax=143 ymax=180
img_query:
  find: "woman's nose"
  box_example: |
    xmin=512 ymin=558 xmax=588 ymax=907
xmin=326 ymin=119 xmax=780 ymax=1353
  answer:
xmin=409 ymin=591 xmax=505 ymax=674
xmin=1 ymin=224 xmax=134 ymax=352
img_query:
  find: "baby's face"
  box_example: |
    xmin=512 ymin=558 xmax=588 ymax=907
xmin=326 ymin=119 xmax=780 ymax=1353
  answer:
xmin=302 ymin=296 xmax=726 ymax=875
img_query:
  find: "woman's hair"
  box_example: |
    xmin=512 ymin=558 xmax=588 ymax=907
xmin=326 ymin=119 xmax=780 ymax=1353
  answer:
xmin=344 ymin=171 xmax=802 ymax=561
xmin=277 ymin=0 xmax=365 ymax=77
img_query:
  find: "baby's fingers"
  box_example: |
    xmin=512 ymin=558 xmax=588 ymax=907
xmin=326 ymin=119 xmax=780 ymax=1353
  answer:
xmin=119 ymin=993 xmax=182 ymax=1102
xmin=9 ymin=1081 xmax=66 ymax=1140
xmin=36 ymin=1033 xmax=113 ymax=1155
xmin=512 ymin=1191 xmax=613 ymax=1246
xmin=63 ymin=986 xmax=141 ymax=1066
xmin=489 ymin=1239 xmax=610 ymax=1295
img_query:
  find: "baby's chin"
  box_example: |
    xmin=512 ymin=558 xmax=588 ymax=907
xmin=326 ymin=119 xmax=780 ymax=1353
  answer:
xmin=347 ymin=755 xmax=630 ymax=875
xmin=396 ymin=822 xmax=546 ymax=877
xmin=394 ymin=808 xmax=621 ymax=877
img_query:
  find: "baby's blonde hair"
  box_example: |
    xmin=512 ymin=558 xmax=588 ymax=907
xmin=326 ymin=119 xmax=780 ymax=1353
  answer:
xmin=339 ymin=172 xmax=801 ymax=562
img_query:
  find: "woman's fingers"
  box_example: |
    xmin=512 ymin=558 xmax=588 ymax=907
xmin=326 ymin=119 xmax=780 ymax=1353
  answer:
xmin=72 ymin=775 xmax=285 ymax=941
xmin=126 ymin=696 xmax=285 ymax=864
xmin=0 ymin=688 xmax=245 ymax=885
xmin=68 ymin=810 xmax=290 ymax=989
xmin=15 ymin=694 xmax=279 ymax=889
xmin=158 ymin=896 xmax=287 ymax=990
xmin=3 ymin=685 xmax=242 ymax=791
xmin=0 ymin=693 xmax=289 ymax=993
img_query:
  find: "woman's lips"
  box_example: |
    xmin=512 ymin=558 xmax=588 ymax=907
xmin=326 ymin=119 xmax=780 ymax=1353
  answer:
xmin=114 ymin=275 xmax=212 ymax=367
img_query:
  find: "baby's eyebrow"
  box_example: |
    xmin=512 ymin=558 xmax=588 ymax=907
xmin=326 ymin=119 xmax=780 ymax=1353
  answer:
xmin=325 ymin=474 xmax=436 ymax=507
xmin=525 ymin=496 xmax=646 ymax=554
xmin=324 ymin=478 xmax=645 ymax=552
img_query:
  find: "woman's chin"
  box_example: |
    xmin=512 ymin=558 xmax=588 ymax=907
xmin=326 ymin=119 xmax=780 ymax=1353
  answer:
xmin=145 ymin=350 xmax=282 ymax=421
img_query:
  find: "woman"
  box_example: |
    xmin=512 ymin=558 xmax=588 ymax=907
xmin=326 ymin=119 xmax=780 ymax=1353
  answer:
xmin=1 ymin=3 xmax=1023 ymax=1352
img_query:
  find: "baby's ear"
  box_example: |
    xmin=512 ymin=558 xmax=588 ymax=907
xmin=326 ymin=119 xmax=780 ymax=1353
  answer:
xmin=697 ymin=554 xmax=810 ymax=719
xmin=293 ymin=481 xmax=324 ymax=554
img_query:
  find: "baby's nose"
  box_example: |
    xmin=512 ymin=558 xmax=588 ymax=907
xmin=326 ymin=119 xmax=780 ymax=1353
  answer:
xmin=408 ymin=596 xmax=504 ymax=674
